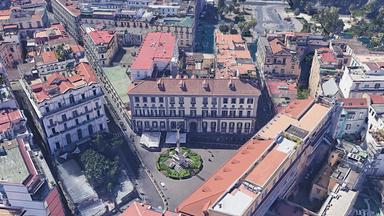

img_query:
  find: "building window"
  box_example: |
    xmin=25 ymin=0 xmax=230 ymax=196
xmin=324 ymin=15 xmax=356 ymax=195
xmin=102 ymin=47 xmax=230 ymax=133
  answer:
xmin=152 ymin=121 xmax=158 ymax=129
xmin=58 ymin=102 xmax=62 ymax=108
xmin=86 ymin=114 xmax=90 ymax=121
xmin=170 ymin=110 xmax=176 ymax=116
xmin=221 ymin=122 xmax=227 ymax=133
xmin=144 ymin=121 xmax=150 ymax=129
xmin=55 ymin=142 xmax=60 ymax=149
xmin=159 ymin=97 xmax=164 ymax=103
xmin=171 ymin=121 xmax=177 ymax=130
xmin=247 ymin=111 xmax=251 ymax=117
xmin=151 ymin=97 xmax=156 ymax=103
xmin=160 ymin=121 xmax=165 ymax=128
xmin=88 ymin=125 xmax=93 ymax=135
xmin=190 ymin=110 xmax=196 ymax=117
xmin=159 ymin=110 xmax=165 ymax=116
xmin=237 ymin=122 xmax=243 ymax=133
xmin=210 ymin=122 xmax=216 ymax=132
xmin=230 ymin=110 xmax=236 ymax=117
xmin=93 ymin=89 xmax=97 ymax=96
xmin=347 ymin=112 xmax=356 ymax=120
xmin=85 ymin=106 xmax=88 ymax=112
xmin=245 ymin=123 xmax=250 ymax=133
xmin=137 ymin=121 xmax=143 ymax=129
xmin=62 ymin=114 xmax=67 ymax=121
xmin=179 ymin=97 xmax=184 ymax=104
xmin=203 ymin=97 xmax=208 ymax=105
xmin=239 ymin=98 xmax=244 ymax=104
xmin=81 ymin=94 xmax=85 ymax=100
xmin=346 ymin=124 xmax=351 ymax=130
xmin=46 ymin=107 xmax=50 ymax=113
xmin=231 ymin=98 xmax=236 ymax=104
xmin=52 ymin=128 xmax=56 ymax=134
xmin=179 ymin=110 xmax=185 ymax=116
xmin=247 ymin=98 xmax=253 ymax=104
xmin=69 ymin=94 xmax=75 ymax=104
xmin=66 ymin=133 xmax=72 ymax=144
xmin=77 ymin=129 xmax=83 ymax=139
xmin=202 ymin=122 xmax=208 ymax=132
xmin=223 ymin=98 xmax=228 ymax=104
xmin=222 ymin=110 xmax=228 ymax=117
xmin=97 ymin=110 xmax=101 ymax=117
xmin=49 ymin=119 xmax=54 ymax=126
xmin=211 ymin=110 xmax=217 ymax=117
xmin=135 ymin=97 xmax=140 ymax=102
xmin=170 ymin=97 xmax=175 ymax=104
xmin=212 ymin=98 xmax=217 ymax=105
xmin=143 ymin=97 xmax=148 ymax=103
xmin=191 ymin=97 xmax=196 ymax=104
xmin=99 ymin=124 xmax=104 ymax=131
xmin=229 ymin=122 xmax=235 ymax=133
xmin=375 ymin=83 xmax=381 ymax=89
xmin=202 ymin=110 xmax=208 ymax=117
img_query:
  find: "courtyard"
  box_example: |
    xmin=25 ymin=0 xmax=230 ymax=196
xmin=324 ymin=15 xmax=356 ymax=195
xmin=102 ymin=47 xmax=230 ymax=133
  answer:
xmin=133 ymin=135 xmax=239 ymax=210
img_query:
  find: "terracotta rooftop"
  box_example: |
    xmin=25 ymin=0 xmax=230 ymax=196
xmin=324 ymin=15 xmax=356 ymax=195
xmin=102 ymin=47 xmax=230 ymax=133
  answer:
xmin=370 ymin=95 xmax=384 ymax=104
xmin=30 ymin=62 xmax=98 ymax=103
xmin=266 ymin=80 xmax=297 ymax=96
xmin=88 ymin=30 xmax=114 ymax=45
xmin=127 ymin=78 xmax=261 ymax=96
xmin=320 ymin=52 xmax=337 ymax=63
xmin=269 ymin=38 xmax=286 ymax=54
xmin=130 ymin=32 xmax=177 ymax=71
xmin=339 ymin=98 xmax=368 ymax=109
xmin=41 ymin=51 xmax=58 ymax=64
xmin=122 ymin=201 xmax=178 ymax=216
xmin=0 ymin=109 xmax=23 ymax=133
xmin=44 ymin=188 xmax=65 ymax=216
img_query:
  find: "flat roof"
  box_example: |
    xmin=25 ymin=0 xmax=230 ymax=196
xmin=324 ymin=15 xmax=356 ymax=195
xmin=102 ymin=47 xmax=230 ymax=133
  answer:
xmin=0 ymin=140 xmax=29 ymax=184
xmin=320 ymin=184 xmax=358 ymax=216
xmin=212 ymin=189 xmax=253 ymax=216
xmin=103 ymin=65 xmax=130 ymax=104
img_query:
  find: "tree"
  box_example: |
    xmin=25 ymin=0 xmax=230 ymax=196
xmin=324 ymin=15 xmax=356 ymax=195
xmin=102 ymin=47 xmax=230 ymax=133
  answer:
xmin=314 ymin=7 xmax=344 ymax=34
xmin=80 ymin=149 xmax=119 ymax=188
xmin=219 ymin=24 xmax=229 ymax=33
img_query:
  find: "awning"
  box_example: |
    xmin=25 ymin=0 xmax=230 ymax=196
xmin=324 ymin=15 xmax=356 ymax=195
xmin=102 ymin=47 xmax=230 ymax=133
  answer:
xmin=165 ymin=132 xmax=186 ymax=144
xmin=140 ymin=132 xmax=161 ymax=148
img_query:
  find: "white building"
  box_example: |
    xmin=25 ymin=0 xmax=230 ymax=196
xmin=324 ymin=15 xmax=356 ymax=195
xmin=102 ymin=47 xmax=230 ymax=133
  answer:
xmin=128 ymin=78 xmax=261 ymax=134
xmin=20 ymin=62 xmax=108 ymax=155
xmin=339 ymin=61 xmax=384 ymax=98
xmin=333 ymin=98 xmax=368 ymax=139
xmin=130 ymin=32 xmax=178 ymax=81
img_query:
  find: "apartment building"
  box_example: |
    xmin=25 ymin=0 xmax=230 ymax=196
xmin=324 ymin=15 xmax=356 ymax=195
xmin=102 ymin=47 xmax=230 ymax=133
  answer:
xmin=51 ymin=0 xmax=82 ymax=41
xmin=308 ymin=47 xmax=346 ymax=98
xmin=0 ymin=30 xmax=22 ymax=69
xmin=266 ymin=79 xmax=297 ymax=112
xmin=0 ymin=6 xmax=48 ymax=33
xmin=20 ymin=62 xmax=108 ymax=155
xmin=130 ymin=32 xmax=178 ymax=81
xmin=177 ymin=98 xmax=333 ymax=216
xmin=256 ymin=36 xmax=301 ymax=79
xmin=215 ymin=32 xmax=256 ymax=79
xmin=123 ymin=201 xmax=179 ymax=216
xmin=339 ymin=65 xmax=384 ymax=98
xmin=127 ymin=78 xmax=261 ymax=134
xmin=333 ymin=98 xmax=368 ymax=139
xmin=83 ymin=27 xmax=118 ymax=66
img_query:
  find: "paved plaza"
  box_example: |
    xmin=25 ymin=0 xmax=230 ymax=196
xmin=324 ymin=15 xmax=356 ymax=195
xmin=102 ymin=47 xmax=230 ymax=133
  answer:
xmin=133 ymin=137 xmax=239 ymax=210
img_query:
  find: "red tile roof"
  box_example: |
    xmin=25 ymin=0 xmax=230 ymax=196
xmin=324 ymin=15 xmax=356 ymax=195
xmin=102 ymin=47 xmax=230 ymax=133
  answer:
xmin=266 ymin=80 xmax=297 ymax=96
xmin=176 ymin=139 xmax=274 ymax=215
xmin=44 ymin=187 xmax=65 ymax=216
xmin=320 ymin=52 xmax=337 ymax=63
xmin=31 ymin=62 xmax=98 ymax=103
xmin=270 ymin=38 xmax=286 ymax=54
xmin=88 ymin=30 xmax=114 ymax=45
xmin=122 ymin=201 xmax=178 ymax=216
xmin=130 ymin=32 xmax=177 ymax=70
xmin=128 ymin=78 xmax=261 ymax=96
xmin=0 ymin=109 xmax=22 ymax=133
xmin=370 ymin=95 xmax=384 ymax=104
xmin=339 ymin=98 xmax=368 ymax=109
xmin=244 ymin=148 xmax=287 ymax=187
xmin=281 ymin=98 xmax=314 ymax=119
xmin=41 ymin=51 xmax=58 ymax=64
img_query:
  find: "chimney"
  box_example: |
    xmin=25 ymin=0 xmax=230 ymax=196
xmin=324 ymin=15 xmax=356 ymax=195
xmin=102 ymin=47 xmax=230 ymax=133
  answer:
xmin=228 ymin=79 xmax=235 ymax=91
xmin=157 ymin=78 xmax=164 ymax=90
xmin=202 ymin=79 xmax=209 ymax=90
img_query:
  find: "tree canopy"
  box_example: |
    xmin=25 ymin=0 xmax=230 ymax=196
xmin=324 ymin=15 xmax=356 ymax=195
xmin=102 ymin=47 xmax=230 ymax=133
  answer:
xmin=314 ymin=7 xmax=344 ymax=34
